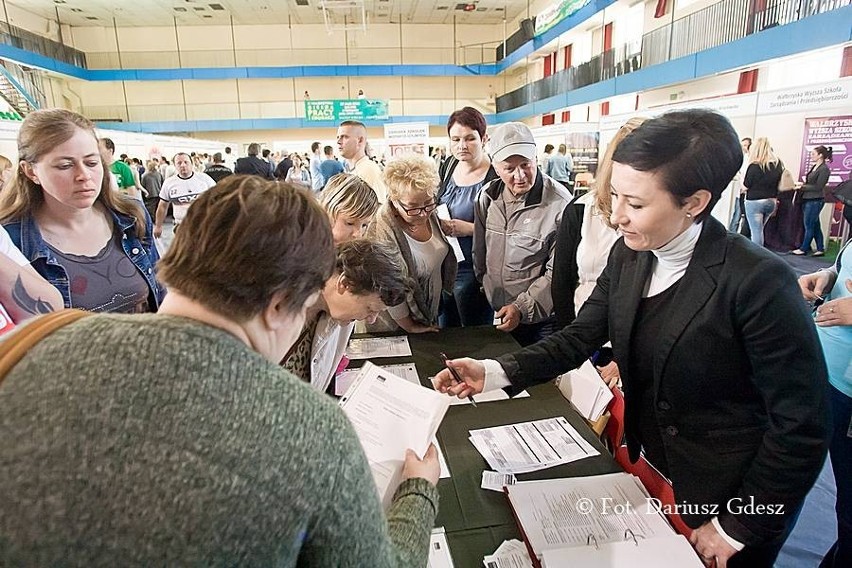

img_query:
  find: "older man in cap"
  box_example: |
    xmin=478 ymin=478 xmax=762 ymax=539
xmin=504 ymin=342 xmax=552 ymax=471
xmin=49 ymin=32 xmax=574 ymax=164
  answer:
xmin=473 ymin=122 xmax=572 ymax=346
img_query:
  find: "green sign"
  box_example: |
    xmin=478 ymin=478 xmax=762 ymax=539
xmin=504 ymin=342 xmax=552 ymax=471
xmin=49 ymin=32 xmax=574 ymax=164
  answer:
xmin=535 ymin=0 xmax=592 ymax=36
xmin=304 ymin=99 xmax=389 ymax=122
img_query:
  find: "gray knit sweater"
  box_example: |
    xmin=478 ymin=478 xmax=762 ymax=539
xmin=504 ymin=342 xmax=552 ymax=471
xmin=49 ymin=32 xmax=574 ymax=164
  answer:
xmin=0 ymin=314 xmax=438 ymax=566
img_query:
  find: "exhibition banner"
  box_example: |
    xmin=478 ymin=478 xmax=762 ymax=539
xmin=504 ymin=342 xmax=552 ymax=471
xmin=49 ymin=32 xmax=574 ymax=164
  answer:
xmin=383 ymin=122 xmax=430 ymax=158
xmin=535 ymin=0 xmax=592 ymax=36
xmin=304 ymin=99 xmax=389 ymax=122
xmin=799 ymin=115 xmax=851 ymax=184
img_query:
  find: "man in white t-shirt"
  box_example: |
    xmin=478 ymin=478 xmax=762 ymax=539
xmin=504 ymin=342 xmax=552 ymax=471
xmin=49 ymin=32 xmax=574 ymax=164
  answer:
xmin=154 ymin=153 xmax=215 ymax=238
xmin=337 ymin=120 xmax=387 ymax=203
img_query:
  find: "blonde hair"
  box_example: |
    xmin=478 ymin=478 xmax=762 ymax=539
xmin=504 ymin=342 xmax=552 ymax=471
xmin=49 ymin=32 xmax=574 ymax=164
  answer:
xmin=749 ymin=137 xmax=779 ymax=169
xmin=383 ymin=154 xmax=439 ymax=200
xmin=319 ymin=173 xmax=379 ymax=221
xmin=0 ymin=154 xmax=12 ymax=172
xmin=593 ymin=117 xmax=647 ymax=228
xmin=0 ymin=109 xmax=147 ymax=237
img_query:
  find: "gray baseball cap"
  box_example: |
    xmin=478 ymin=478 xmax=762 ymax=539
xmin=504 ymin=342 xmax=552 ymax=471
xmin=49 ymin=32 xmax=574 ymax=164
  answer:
xmin=488 ymin=122 xmax=537 ymax=163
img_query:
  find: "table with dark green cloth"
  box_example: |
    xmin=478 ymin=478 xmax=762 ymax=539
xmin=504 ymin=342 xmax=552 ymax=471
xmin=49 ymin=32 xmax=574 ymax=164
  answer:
xmin=349 ymin=326 xmax=620 ymax=566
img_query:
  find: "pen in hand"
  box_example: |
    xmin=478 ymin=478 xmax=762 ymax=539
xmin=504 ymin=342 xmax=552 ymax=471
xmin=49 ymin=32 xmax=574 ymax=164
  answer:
xmin=440 ymin=352 xmax=478 ymax=407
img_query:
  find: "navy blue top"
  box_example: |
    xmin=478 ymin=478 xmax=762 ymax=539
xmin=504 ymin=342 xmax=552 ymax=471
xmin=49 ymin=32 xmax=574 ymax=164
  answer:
xmin=319 ymin=159 xmax=345 ymax=187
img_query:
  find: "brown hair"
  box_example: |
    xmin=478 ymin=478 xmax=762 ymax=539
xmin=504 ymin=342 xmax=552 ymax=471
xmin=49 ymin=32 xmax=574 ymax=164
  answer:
xmin=336 ymin=238 xmax=407 ymax=307
xmin=446 ymin=107 xmax=487 ymax=138
xmin=319 ymin=173 xmax=379 ymax=222
xmin=0 ymin=108 xmax=147 ymax=236
xmin=158 ymin=175 xmax=335 ymax=321
xmin=593 ymin=117 xmax=647 ymax=228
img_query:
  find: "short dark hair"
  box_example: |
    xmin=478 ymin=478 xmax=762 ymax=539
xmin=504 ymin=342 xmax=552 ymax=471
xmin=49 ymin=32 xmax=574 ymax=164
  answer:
xmin=611 ymin=109 xmax=741 ymax=223
xmin=247 ymin=143 xmax=260 ymax=156
xmin=262 ymin=148 xmax=271 ymax=158
xmin=213 ymin=152 xmax=223 ymax=163
xmin=101 ymin=137 xmax=115 ymax=153
xmin=225 ymin=146 xmax=232 ymax=153
xmin=158 ymin=176 xmax=335 ymax=321
xmin=323 ymin=145 xmax=334 ymax=156
xmin=340 ymin=120 xmax=366 ymax=129
xmin=311 ymin=141 xmax=321 ymax=153
xmin=544 ymin=144 xmax=554 ymax=153
xmin=446 ymin=106 xmax=487 ymax=139
xmin=336 ymin=239 xmax=406 ymax=307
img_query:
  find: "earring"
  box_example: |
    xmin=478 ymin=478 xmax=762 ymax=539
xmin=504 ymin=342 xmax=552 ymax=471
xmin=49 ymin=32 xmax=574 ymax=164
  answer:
xmin=686 ymin=212 xmax=692 ymax=218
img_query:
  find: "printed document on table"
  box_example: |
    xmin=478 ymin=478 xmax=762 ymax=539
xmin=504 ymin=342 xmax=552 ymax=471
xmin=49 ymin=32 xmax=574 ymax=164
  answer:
xmin=336 ymin=363 xmax=421 ymax=396
xmin=339 ymin=362 xmax=451 ymax=510
xmin=346 ymin=336 xmax=412 ymax=359
xmin=449 ymin=388 xmax=530 ymax=405
xmin=541 ymin=534 xmax=704 ymax=567
xmin=506 ymin=472 xmax=674 ymax=557
xmin=428 ymin=528 xmax=455 ymax=568
xmin=469 ymin=416 xmax=599 ymax=474
xmin=436 ymin=204 xmax=466 ymax=262
xmin=483 ymin=539 xmax=534 ymax=568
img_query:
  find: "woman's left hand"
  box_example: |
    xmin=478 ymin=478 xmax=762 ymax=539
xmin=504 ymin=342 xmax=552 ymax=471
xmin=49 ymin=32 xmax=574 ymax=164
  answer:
xmin=815 ymin=280 xmax=852 ymax=327
xmin=689 ymin=521 xmax=738 ymax=567
xmin=595 ymin=361 xmax=620 ymax=388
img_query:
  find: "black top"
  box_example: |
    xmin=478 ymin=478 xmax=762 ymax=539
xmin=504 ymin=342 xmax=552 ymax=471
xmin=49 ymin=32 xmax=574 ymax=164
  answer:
xmin=743 ymin=162 xmax=782 ymax=200
xmin=629 ymin=279 xmax=682 ymax=479
xmin=204 ymin=164 xmax=233 ymax=183
xmin=234 ymin=155 xmax=274 ymax=180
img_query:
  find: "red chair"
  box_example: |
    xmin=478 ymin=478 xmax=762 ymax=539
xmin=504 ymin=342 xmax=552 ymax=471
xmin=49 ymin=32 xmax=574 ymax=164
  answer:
xmin=604 ymin=386 xmax=693 ymax=538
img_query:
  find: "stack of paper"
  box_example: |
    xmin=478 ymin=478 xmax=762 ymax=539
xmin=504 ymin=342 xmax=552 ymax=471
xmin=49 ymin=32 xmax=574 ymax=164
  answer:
xmin=339 ymin=362 xmax=451 ymax=510
xmin=336 ymin=362 xmax=420 ymax=395
xmin=483 ymin=540 xmax=533 ymax=568
xmin=428 ymin=528 xmax=455 ymax=568
xmin=468 ymin=416 xmax=599 ymax=474
xmin=346 ymin=336 xmax=412 ymax=359
xmin=505 ymin=472 xmax=703 ymax=567
xmin=436 ymin=204 xmax=466 ymax=262
xmin=556 ymin=360 xmax=614 ymax=421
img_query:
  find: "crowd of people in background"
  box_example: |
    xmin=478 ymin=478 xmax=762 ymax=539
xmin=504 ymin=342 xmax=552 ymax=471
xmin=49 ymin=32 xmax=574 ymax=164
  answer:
xmin=0 ymin=106 xmax=848 ymax=568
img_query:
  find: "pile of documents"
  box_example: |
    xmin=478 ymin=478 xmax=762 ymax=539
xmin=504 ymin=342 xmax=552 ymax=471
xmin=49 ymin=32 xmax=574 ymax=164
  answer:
xmin=346 ymin=336 xmax=412 ymax=359
xmin=339 ymin=362 xmax=450 ymax=510
xmin=505 ymin=472 xmax=703 ymax=567
xmin=469 ymin=416 xmax=599 ymax=474
xmin=483 ymin=540 xmax=533 ymax=568
xmin=556 ymin=360 xmax=614 ymax=421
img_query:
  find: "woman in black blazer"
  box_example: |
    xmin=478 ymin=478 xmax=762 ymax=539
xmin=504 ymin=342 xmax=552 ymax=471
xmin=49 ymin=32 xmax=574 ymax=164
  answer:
xmin=434 ymin=110 xmax=830 ymax=568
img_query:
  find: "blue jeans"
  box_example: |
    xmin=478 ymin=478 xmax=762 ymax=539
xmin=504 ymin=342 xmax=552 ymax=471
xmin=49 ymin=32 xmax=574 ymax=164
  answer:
xmin=820 ymin=386 xmax=852 ymax=567
xmin=799 ymin=199 xmax=825 ymax=253
xmin=744 ymin=198 xmax=776 ymax=247
xmin=438 ymin=264 xmax=493 ymax=328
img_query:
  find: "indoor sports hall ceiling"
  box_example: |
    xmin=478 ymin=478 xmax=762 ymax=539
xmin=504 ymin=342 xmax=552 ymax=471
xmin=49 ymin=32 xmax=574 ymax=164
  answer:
xmin=15 ymin=0 xmax=535 ymax=26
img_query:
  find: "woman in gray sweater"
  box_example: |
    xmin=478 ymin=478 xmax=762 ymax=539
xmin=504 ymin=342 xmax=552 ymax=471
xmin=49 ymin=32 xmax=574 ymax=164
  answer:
xmin=0 ymin=176 xmax=439 ymax=566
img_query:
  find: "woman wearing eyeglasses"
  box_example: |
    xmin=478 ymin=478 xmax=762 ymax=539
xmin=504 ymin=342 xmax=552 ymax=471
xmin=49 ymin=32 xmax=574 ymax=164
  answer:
xmin=365 ymin=154 xmax=456 ymax=333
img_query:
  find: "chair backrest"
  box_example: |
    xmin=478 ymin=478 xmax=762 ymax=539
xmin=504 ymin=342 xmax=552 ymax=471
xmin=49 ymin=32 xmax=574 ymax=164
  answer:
xmin=603 ymin=385 xmax=625 ymax=452
xmin=615 ymin=446 xmax=694 ymax=538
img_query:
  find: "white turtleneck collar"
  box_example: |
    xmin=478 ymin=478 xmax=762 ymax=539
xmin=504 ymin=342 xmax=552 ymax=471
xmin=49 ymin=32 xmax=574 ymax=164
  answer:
xmin=645 ymin=221 xmax=703 ymax=297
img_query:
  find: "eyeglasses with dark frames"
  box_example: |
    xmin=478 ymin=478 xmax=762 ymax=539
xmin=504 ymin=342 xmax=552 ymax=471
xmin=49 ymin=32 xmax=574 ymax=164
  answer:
xmin=396 ymin=201 xmax=438 ymax=216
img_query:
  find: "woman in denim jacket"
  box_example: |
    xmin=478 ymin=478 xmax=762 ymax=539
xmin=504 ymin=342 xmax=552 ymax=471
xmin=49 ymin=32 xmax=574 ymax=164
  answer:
xmin=0 ymin=109 xmax=164 ymax=312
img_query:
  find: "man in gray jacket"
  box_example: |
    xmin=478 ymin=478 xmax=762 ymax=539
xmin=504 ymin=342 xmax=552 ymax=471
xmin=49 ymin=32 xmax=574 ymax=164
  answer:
xmin=474 ymin=122 xmax=572 ymax=346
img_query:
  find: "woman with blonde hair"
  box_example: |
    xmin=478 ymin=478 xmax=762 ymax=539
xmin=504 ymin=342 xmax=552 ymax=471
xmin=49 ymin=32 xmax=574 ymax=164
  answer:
xmin=742 ymin=137 xmax=782 ymax=247
xmin=0 ymin=108 xmax=164 ymax=312
xmin=318 ymin=173 xmax=379 ymax=244
xmin=552 ymin=116 xmax=646 ymax=386
xmin=365 ymin=154 xmax=455 ymax=333
xmin=0 ymin=154 xmax=13 ymax=190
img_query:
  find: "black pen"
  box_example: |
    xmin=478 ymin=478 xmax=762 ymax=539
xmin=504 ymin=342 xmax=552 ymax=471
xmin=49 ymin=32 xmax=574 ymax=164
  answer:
xmin=440 ymin=352 xmax=478 ymax=407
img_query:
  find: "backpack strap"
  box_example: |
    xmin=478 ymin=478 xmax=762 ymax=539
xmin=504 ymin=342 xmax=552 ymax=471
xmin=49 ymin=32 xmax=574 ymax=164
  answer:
xmin=0 ymin=309 xmax=91 ymax=385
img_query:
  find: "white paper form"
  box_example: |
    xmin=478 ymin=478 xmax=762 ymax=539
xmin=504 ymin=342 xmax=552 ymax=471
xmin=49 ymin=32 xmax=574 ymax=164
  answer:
xmin=483 ymin=540 xmax=534 ymax=568
xmin=429 ymin=528 xmax=455 ymax=568
xmin=449 ymin=388 xmax=530 ymax=406
xmin=436 ymin=204 xmax=466 ymax=262
xmin=336 ymin=363 xmax=421 ymax=396
xmin=540 ymin=534 xmax=704 ymax=567
xmin=506 ymin=472 xmax=674 ymax=556
xmin=469 ymin=416 xmax=599 ymax=474
xmin=339 ymin=362 xmax=450 ymax=510
xmin=346 ymin=336 xmax=412 ymax=359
